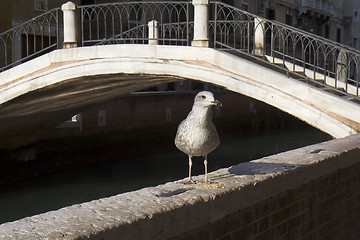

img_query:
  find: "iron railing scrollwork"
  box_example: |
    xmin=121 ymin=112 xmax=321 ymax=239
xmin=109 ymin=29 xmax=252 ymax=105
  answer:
xmin=210 ymin=2 xmax=359 ymax=97
xmin=0 ymin=8 xmax=61 ymax=72
xmin=79 ymin=1 xmax=193 ymax=46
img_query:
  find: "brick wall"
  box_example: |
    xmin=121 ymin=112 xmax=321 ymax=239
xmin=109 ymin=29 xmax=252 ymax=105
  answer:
xmin=80 ymin=91 xmax=274 ymax=134
xmin=176 ymin=162 xmax=360 ymax=240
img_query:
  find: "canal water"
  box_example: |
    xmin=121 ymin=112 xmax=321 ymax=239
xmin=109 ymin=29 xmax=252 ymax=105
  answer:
xmin=0 ymin=123 xmax=330 ymax=224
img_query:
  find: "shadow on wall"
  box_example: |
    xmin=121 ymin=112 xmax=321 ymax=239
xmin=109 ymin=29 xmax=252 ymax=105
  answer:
xmin=207 ymin=161 xmax=303 ymax=182
xmin=226 ymin=148 xmax=325 ymax=176
xmin=228 ymin=161 xmax=300 ymax=175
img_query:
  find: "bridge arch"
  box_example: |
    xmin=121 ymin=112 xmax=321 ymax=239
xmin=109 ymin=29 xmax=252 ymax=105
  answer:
xmin=1 ymin=44 xmax=359 ymax=142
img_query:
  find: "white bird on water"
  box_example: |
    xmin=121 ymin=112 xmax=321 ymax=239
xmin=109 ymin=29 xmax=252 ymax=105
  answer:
xmin=175 ymin=91 xmax=221 ymax=184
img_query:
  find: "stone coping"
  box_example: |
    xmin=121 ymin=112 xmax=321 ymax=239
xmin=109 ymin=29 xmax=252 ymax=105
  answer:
xmin=0 ymin=134 xmax=359 ymax=239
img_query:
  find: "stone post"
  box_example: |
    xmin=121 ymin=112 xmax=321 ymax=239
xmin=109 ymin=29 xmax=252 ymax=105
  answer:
xmin=62 ymin=1 xmax=77 ymax=48
xmin=336 ymin=49 xmax=347 ymax=83
xmin=191 ymin=0 xmax=209 ymax=47
xmin=148 ymin=20 xmax=159 ymax=45
xmin=253 ymin=17 xmax=265 ymax=56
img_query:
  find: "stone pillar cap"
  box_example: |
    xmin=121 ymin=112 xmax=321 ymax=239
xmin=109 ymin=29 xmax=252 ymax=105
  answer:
xmin=148 ymin=20 xmax=158 ymax=26
xmin=192 ymin=0 xmax=209 ymax=5
xmin=62 ymin=1 xmax=76 ymax=11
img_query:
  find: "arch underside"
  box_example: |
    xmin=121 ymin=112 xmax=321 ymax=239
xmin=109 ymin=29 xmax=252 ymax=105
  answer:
xmin=0 ymin=73 xmax=179 ymax=149
xmin=0 ymin=45 xmax=359 ymax=149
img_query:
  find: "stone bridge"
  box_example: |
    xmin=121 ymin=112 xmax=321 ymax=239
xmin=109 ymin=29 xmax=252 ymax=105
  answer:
xmin=0 ymin=0 xmax=359 ymax=148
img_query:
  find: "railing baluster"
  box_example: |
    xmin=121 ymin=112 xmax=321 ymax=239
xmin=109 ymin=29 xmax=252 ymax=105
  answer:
xmin=213 ymin=2 xmax=217 ymax=49
xmin=0 ymin=7 xmax=61 ymax=72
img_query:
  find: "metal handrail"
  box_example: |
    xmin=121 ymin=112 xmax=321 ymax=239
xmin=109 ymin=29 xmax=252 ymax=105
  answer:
xmin=0 ymin=8 xmax=61 ymax=72
xmin=78 ymin=1 xmax=192 ymax=47
xmin=210 ymin=1 xmax=360 ymax=98
xmin=95 ymin=21 xmax=193 ymax=46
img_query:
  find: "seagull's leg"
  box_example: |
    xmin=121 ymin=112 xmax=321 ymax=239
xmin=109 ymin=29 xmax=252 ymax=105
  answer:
xmin=179 ymin=155 xmax=196 ymax=184
xmin=204 ymin=155 xmax=208 ymax=183
xmin=188 ymin=155 xmax=194 ymax=183
xmin=201 ymin=155 xmax=215 ymax=184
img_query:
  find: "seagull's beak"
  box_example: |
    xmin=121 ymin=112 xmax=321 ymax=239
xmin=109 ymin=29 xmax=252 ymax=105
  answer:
xmin=211 ymin=100 xmax=222 ymax=107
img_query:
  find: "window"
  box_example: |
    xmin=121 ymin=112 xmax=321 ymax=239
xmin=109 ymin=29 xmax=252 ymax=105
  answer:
xmin=221 ymin=0 xmax=235 ymax=6
xmin=166 ymin=108 xmax=172 ymax=122
xmin=354 ymin=38 xmax=359 ymax=49
xmin=337 ymin=0 xmax=342 ymax=9
xmin=267 ymin=8 xmax=275 ymax=20
xmin=286 ymin=14 xmax=292 ymax=26
xmin=98 ymin=110 xmax=106 ymax=127
xmin=286 ymin=8 xmax=292 ymax=26
xmin=242 ymin=4 xmax=248 ymax=11
xmin=325 ymin=25 xmax=330 ymax=39
xmin=34 ymin=0 xmax=47 ymax=11
xmin=336 ymin=28 xmax=341 ymax=43
xmin=354 ymin=9 xmax=359 ymax=22
xmin=81 ymin=0 xmax=95 ymax=5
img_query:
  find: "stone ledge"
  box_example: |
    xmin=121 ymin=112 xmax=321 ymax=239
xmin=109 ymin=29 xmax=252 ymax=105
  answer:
xmin=0 ymin=134 xmax=359 ymax=239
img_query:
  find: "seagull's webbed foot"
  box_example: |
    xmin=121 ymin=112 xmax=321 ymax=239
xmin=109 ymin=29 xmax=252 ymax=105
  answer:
xmin=199 ymin=178 xmax=216 ymax=184
xmin=178 ymin=178 xmax=196 ymax=184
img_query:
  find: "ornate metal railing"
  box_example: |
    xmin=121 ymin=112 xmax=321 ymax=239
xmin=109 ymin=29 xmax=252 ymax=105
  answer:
xmin=95 ymin=21 xmax=194 ymax=46
xmin=78 ymin=1 xmax=359 ymax=97
xmin=79 ymin=1 xmax=193 ymax=46
xmin=210 ymin=2 xmax=359 ymax=97
xmin=0 ymin=8 xmax=61 ymax=72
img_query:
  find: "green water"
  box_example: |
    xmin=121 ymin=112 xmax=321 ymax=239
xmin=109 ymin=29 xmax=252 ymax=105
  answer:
xmin=0 ymin=125 xmax=330 ymax=224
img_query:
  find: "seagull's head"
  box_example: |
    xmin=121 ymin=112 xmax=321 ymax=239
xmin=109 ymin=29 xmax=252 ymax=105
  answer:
xmin=194 ymin=91 xmax=222 ymax=108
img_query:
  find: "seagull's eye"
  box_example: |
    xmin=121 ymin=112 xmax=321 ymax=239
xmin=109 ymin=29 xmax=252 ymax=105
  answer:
xmin=200 ymin=95 xmax=206 ymax=99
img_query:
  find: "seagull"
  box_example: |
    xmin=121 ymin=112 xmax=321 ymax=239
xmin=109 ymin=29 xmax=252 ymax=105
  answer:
xmin=175 ymin=91 xmax=221 ymax=184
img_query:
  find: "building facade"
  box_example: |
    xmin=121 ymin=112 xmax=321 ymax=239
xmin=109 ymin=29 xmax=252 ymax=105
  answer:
xmin=228 ymin=0 xmax=344 ymax=43
xmin=0 ymin=0 xmax=81 ymax=32
xmin=343 ymin=0 xmax=360 ymax=49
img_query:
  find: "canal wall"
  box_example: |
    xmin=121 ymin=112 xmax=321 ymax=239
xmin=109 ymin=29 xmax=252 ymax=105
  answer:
xmin=0 ymin=134 xmax=359 ymax=239
xmin=60 ymin=90 xmax=277 ymax=135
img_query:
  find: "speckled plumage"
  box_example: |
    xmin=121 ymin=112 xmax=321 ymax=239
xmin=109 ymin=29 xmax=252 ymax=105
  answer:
xmin=175 ymin=91 xmax=221 ymax=183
